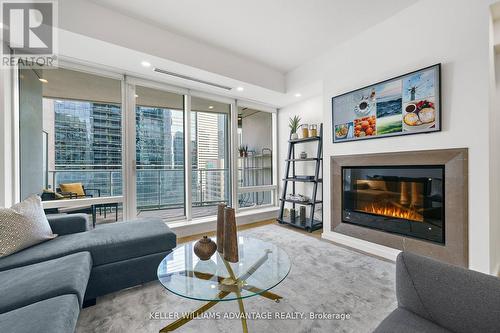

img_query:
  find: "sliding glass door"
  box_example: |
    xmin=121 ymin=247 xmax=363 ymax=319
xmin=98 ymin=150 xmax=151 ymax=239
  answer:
xmin=19 ymin=67 xmax=124 ymax=225
xmin=190 ymin=97 xmax=231 ymax=218
xmin=134 ymin=86 xmax=185 ymax=220
xmin=237 ymin=105 xmax=277 ymax=209
xmin=18 ymin=63 xmax=276 ymax=225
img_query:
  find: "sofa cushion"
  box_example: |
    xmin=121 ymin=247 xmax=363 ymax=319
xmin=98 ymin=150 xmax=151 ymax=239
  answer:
xmin=47 ymin=213 xmax=90 ymax=235
xmin=0 ymin=295 xmax=79 ymax=333
xmin=396 ymin=252 xmax=500 ymax=333
xmin=0 ymin=252 xmax=91 ymax=313
xmin=0 ymin=219 xmax=176 ymax=272
xmin=373 ymin=308 xmax=451 ymax=333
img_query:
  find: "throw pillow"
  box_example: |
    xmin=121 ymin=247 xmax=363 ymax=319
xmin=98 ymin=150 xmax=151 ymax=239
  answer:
xmin=59 ymin=183 xmax=85 ymax=196
xmin=0 ymin=195 xmax=57 ymax=257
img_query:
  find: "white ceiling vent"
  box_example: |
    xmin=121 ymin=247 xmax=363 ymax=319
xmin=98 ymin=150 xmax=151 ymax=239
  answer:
xmin=153 ymin=68 xmax=232 ymax=90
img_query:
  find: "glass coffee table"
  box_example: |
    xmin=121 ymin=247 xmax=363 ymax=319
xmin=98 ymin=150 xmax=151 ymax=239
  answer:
xmin=157 ymin=236 xmax=291 ymax=332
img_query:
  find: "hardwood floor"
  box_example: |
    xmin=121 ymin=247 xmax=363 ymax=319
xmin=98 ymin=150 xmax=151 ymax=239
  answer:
xmin=177 ymin=219 xmax=322 ymax=244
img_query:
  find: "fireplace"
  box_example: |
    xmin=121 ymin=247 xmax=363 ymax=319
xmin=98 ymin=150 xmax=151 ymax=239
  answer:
xmin=342 ymin=166 xmax=445 ymax=244
xmin=331 ymin=149 xmax=468 ymax=267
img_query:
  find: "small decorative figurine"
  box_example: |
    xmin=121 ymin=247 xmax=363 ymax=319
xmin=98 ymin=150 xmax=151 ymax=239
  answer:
xmin=194 ymin=236 xmax=217 ymax=260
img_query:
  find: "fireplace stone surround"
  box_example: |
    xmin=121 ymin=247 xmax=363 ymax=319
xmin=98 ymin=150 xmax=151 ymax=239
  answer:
xmin=331 ymin=148 xmax=468 ymax=267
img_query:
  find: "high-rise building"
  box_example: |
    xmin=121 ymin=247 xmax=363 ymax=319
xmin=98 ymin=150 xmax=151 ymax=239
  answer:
xmin=173 ymin=131 xmax=184 ymax=167
xmin=135 ymin=107 xmax=172 ymax=166
xmin=193 ymin=112 xmax=228 ymax=203
xmin=53 ymin=100 xmax=122 ymax=169
xmin=48 ymin=98 xmax=227 ymax=211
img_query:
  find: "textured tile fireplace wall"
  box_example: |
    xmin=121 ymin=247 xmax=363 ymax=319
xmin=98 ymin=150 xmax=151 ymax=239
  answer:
xmin=331 ymin=148 xmax=468 ymax=267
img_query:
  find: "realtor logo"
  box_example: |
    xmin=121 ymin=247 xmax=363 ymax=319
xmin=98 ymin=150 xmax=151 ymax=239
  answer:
xmin=1 ymin=0 xmax=57 ymax=67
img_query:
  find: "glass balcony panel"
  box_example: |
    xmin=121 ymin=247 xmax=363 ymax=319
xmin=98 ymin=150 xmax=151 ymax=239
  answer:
xmin=238 ymin=190 xmax=274 ymax=209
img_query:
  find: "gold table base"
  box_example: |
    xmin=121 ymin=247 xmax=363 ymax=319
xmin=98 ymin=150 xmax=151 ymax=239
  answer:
xmin=160 ymin=250 xmax=283 ymax=333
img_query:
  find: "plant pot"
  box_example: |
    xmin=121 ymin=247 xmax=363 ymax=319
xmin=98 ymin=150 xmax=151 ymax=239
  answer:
xmin=291 ymin=133 xmax=299 ymax=140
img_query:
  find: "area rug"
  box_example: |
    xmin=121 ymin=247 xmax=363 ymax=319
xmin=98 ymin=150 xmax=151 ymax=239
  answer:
xmin=76 ymin=224 xmax=396 ymax=333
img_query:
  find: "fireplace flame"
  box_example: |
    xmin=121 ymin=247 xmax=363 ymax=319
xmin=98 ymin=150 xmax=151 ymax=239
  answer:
xmin=362 ymin=203 xmax=423 ymax=222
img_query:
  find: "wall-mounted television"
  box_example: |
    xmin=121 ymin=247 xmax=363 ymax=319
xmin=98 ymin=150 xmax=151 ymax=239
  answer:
xmin=332 ymin=64 xmax=441 ymax=143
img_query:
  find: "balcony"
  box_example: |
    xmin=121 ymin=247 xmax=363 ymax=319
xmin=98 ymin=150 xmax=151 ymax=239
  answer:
xmin=48 ymin=167 xmax=230 ymax=223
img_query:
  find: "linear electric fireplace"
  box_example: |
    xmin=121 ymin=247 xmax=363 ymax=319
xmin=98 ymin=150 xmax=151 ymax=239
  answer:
xmin=341 ymin=166 xmax=445 ymax=244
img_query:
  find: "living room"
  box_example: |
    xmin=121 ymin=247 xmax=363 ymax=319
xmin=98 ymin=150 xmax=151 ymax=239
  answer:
xmin=1 ymin=0 xmax=500 ymax=332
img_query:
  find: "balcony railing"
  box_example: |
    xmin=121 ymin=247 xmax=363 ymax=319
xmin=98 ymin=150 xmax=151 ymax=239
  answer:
xmin=49 ymin=167 xmax=229 ymax=211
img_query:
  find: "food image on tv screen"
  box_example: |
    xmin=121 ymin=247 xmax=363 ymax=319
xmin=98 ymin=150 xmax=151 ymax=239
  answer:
xmin=332 ymin=64 xmax=440 ymax=143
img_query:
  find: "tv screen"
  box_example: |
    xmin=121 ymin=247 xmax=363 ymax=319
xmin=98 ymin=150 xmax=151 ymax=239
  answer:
xmin=332 ymin=64 xmax=441 ymax=143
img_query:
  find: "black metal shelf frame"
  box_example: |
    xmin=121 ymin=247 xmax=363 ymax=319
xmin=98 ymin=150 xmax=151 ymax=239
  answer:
xmin=277 ymin=123 xmax=323 ymax=232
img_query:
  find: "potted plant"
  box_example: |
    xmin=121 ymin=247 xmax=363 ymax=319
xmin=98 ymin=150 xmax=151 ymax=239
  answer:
xmin=238 ymin=145 xmax=245 ymax=157
xmin=243 ymin=145 xmax=249 ymax=157
xmin=289 ymin=115 xmax=301 ymax=140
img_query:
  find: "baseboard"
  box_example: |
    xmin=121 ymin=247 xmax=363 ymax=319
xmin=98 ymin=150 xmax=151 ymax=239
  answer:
xmin=169 ymin=207 xmax=279 ymax=238
xmin=321 ymin=231 xmax=400 ymax=262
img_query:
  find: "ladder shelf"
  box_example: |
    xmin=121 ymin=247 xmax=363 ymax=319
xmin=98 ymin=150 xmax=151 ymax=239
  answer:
xmin=277 ymin=123 xmax=323 ymax=232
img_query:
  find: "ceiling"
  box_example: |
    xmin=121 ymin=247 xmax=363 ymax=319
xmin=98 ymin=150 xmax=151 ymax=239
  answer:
xmin=89 ymin=0 xmax=417 ymax=73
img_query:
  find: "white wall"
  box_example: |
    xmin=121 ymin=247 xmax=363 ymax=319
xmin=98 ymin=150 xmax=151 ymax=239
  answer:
xmin=283 ymin=0 xmax=497 ymax=273
xmin=489 ymin=12 xmax=500 ymax=275
xmin=242 ymin=111 xmax=272 ymax=153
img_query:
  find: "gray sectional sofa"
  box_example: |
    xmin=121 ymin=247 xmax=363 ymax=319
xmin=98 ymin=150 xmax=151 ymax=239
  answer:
xmin=374 ymin=251 xmax=500 ymax=333
xmin=0 ymin=214 xmax=177 ymax=333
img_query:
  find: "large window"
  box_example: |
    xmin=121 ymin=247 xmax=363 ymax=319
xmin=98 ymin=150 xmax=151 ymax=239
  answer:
xmin=18 ymin=65 xmax=277 ymax=225
xmin=190 ymin=97 xmax=230 ymax=218
xmin=19 ymin=67 xmax=123 ymax=224
xmin=237 ymin=107 xmax=275 ymax=208
xmin=49 ymin=99 xmax=123 ymax=196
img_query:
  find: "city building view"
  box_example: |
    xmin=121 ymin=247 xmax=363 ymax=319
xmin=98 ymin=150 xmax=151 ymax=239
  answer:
xmin=43 ymin=98 xmax=230 ymax=220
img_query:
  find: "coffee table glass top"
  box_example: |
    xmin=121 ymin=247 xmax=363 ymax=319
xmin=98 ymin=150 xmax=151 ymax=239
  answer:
xmin=157 ymin=236 xmax=291 ymax=302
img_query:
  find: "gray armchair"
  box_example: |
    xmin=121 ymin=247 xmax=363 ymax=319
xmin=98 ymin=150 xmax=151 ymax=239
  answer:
xmin=374 ymin=252 xmax=500 ymax=333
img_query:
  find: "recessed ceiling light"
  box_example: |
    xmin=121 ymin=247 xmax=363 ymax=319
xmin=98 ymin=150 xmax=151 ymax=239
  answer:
xmin=295 ymin=93 xmax=302 ymax=97
xmin=235 ymin=86 xmax=244 ymax=92
xmin=134 ymin=94 xmax=139 ymax=98
xmin=208 ymin=105 xmax=214 ymax=109
xmin=39 ymin=78 xmax=48 ymax=83
xmin=141 ymin=61 xmax=151 ymax=68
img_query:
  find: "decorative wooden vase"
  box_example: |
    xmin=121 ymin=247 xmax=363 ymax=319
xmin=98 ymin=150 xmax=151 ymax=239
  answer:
xmin=194 ymin=236 xmax=217 ymax=261
xmin=216 ymin=203 xmax=226 ymax=253
xmin=223 ymin=207 xmax=238 ymax=263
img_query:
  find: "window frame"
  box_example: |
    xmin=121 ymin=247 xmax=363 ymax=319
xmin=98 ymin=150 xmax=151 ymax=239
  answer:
xmin=14 ymin=61 xmax=278 ymax=223
xmin=235 ymin=100 xmax=278 ymax=211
